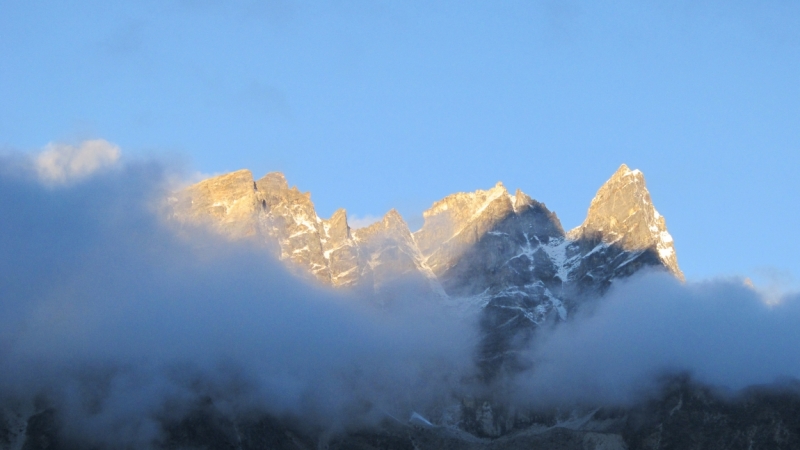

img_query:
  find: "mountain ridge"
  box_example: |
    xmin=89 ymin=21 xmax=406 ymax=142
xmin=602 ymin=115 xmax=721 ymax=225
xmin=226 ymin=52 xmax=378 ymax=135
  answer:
xmin=170 ymin=164 xmax=683 ymax=387
xmin=171 ymin=164 xmax=682 ymax=297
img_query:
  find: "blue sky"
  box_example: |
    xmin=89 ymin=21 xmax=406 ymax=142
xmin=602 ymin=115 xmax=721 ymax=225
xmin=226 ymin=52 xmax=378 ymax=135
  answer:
xmin=1 ymin=1 xmax=798 ymax=283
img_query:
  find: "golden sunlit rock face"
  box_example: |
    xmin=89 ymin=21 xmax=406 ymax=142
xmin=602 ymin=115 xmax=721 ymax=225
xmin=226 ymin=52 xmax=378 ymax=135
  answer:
xmin=413 ymin=182 xmax=549 ymax=276
xmin=172 ymin=169 xmax=261 ymax=239
xmin=171 ymin=165 xmax=683 ymax=315
xmin=570 ymin=164 xmax=683 ymax=281
xmin=171 ymin=170 xmax=437 ymax=291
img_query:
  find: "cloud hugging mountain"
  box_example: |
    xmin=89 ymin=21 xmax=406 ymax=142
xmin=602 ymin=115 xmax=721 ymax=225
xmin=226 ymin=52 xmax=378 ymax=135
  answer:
xmin=3 ymin=146 xmax=800 ymax=449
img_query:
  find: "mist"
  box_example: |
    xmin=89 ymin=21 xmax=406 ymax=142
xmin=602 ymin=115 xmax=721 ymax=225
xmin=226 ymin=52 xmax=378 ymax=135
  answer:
xmin=4 ymin=146 xmax=800 ymax=446
xmin=513 ymin=271 xmax=800 ymax=408
xmin=0 ymin=153 xmax=478 ymax=446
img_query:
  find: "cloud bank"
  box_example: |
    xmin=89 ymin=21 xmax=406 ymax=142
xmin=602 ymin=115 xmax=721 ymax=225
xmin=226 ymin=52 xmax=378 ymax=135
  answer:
xmin=0 ymin=147 xmax=478 ymax=446
xmin=513 ymin=272 xmax=800 ymax=407
xmin=3 ymin=140 xmax=800 ymax=446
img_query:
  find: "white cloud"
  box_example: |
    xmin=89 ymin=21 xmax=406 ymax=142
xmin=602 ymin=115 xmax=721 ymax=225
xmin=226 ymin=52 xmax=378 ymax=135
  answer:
xmin=349 ymin=213 xmax=381 ymax=229
xmin=0 ymin=159 xmax=477 ymax=445
xmin=35 ymin=139 xmax=121 ymax=184
xmin=512 ymin=272 xmax=800 ymax=408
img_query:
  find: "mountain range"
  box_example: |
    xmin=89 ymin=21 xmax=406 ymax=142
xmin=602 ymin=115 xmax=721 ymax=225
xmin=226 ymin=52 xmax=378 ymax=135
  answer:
xmin=6 ymin=164 xmax=800 ymax=450
xmin=171 ymin=163 xmax=681 ymax=313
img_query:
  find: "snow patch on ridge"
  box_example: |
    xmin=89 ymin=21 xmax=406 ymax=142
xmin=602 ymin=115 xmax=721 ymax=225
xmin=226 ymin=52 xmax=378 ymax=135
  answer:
xmin=541 ymin=238 xmax=573 ymax=283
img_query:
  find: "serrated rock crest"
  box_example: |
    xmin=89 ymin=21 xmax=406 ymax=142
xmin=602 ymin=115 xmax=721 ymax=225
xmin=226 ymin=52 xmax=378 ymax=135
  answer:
xmin=172 ymin=165 xmax=683 ymax=303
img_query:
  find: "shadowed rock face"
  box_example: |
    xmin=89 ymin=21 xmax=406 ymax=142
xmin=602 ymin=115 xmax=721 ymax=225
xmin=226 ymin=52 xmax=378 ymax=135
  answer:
xmin=170 ymin=165 xmax=683 ymax=345
xmin=622 ymin=377 xmax=800 ymax=450
xmin=414 ymin=184 xmax=565 ymax=291
xmin=171 ymin=165 xmax=680 ymax=297
xmin=413 ymin=183 xmax=537 ymax=275
xmin=170 ymin=165 xmax=684 ymax=386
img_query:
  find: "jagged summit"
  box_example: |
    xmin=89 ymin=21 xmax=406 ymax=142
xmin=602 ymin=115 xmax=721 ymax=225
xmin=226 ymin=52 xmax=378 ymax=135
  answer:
xmin=570 ymin=164 xmax=683 ymax=280
xmin=258 ymin=171 xmax=289 ymax=191
xmin=171 ymin=166 xmax=684 ymax=384
xmin=413 ymin=182 xmax=549 ymax=276
xmin=171 ymin=166 xmax=683 ymax=297
xmin=171 ymin=169 xmax=259 ymax=238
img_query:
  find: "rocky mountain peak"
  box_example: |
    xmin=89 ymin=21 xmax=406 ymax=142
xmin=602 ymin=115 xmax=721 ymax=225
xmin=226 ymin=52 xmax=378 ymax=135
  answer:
xmin=570 ymin=164 xmax=683 ymax=280
xmin=170 ymin=169 xmax=258 ymax=238
xmin=172 ymin=164 xmax=683 ymax=295
xmin=381 ymin=208 xmax=407 ymax=230
xmin=512 ymin=188 xmax=533 ymax=211
xmin=351 ymin=208 xmax=440 ymax=294
xmin=353 ymin=209 xmax=411 ymax=243
xmin=413 ymin=182 xmax=516 ymax=272
xmin=322 ymin=208 xmax=351 ymax=243
xmin=257 ymin=171 xmax=288 ymax=191
xmin=168 ymin=164 xmax=686 ymax=418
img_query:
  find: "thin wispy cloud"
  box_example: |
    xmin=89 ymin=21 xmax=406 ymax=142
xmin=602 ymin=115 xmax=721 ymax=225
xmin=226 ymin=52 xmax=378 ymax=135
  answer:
xmin=35 ymin=139 xmax=121 ymax=184
xmin=348 ymin=213 xmax=381 ymax=229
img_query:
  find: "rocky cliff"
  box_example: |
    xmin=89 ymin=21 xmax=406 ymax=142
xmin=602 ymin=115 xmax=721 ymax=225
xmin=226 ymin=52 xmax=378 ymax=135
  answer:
xmin=171 ymin=171 xmax=439 ymax=291
xmin=170 ymin=164 xmax=683 ymax=384
xmin=172 ymin=164 xmax=681 ymax=320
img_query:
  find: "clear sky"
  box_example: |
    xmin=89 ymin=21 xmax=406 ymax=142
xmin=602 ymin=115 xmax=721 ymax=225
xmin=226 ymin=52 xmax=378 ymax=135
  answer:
xmin=1 ymin=1 xmax=798 ymax=283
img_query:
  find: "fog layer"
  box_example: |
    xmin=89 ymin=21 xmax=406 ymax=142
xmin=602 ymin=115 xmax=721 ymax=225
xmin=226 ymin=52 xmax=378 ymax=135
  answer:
xmin=3 ymin=146 xmax=800 ymax=445
xmin=0 ymin=154 xmax=477 ymax=446
xmin=515 ymin=272 xmax=800 ymax=407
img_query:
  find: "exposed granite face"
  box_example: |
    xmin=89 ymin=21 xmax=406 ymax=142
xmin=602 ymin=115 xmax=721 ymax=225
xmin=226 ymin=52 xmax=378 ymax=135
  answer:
xmin=171 ymin=165 xmax=682 ymax=311
xmin=412 ymin=184 xmax=565 ymax=283
xmin=569 ymin=164 xmax=683 ymax=282
xmin=169 ymin=170 xmax=328 ymax=283
xmin=414 ymin=182 xmax=521 ymax=276
xmin=416 ymin=185 xmax=565 ymax=297
xmin=320 ymin=208 xmax=360 ymax=287
xmin=170 ymin=165 xmax=684 ymax=385
xmin=171 ymin=172 xmax=437 ymax=292
xmin=171 ymin=169 xmax=260 ymax=239
xmin=254 ymin=172 xmax=331 ymax=284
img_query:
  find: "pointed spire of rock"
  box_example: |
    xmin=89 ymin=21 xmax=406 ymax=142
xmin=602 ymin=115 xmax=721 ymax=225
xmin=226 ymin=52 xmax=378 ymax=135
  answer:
xmin=355 ymin=208 xmax=412 ymax=241
xmin=571 ymin=164 xmax=683 ymax=280
xmin=256 ymin=172 xmax=288 ymax=192
xmin=382 ymin=208 xmax=407 ymax=229
xmin=320 ymin=208 xmax=361 ymax=287
xmin=323 ymin=208 xmax=351 ymax=242
xmin=513 ymin=188 xmax=533 ymax=210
